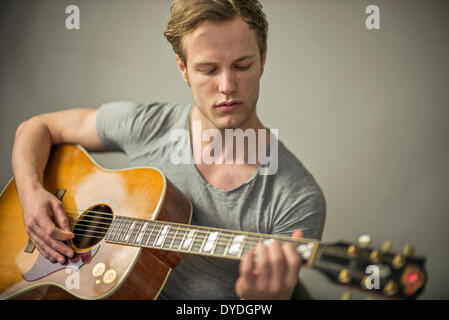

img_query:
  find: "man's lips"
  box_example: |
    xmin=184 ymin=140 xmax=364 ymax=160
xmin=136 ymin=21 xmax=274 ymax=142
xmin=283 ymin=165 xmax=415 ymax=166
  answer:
xmin=215 ymin=101 xmax=243 ymax=111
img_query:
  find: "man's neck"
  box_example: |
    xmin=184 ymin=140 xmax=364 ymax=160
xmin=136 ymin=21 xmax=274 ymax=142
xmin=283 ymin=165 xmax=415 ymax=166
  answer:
xmin=189 ymin=105 xmax=270 ymax=166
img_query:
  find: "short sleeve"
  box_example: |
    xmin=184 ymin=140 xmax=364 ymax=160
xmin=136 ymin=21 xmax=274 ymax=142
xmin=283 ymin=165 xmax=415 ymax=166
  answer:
xmin=96 ymin=101 xmax=162 ymax=154
xmin=269 ymin=142 xmax=327 ymax=240
xmin=271 ymin=187 xmax=326 ymax=240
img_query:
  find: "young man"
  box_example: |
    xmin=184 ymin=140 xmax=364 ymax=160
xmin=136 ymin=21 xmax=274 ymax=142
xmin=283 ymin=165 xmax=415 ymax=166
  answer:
xmin=12 ymin=0 xmax=325 ymax=299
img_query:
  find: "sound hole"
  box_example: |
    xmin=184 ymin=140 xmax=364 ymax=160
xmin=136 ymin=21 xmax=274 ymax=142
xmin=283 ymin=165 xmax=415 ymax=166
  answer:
xmin=72 ymin=204 xmax=113 ymax=250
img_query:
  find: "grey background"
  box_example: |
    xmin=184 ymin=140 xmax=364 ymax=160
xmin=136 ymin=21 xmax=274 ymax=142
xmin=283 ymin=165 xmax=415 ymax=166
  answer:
xmin=1 ymin=0 xmax=448 ymax=299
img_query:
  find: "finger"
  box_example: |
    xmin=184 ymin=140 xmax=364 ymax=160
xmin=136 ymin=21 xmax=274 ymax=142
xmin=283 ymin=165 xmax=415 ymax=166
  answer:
xmin=39 ymin=211 xmax=73 ymax=242
xmin=291 ymin=229 xmax=303 ymax=239
xmin=282 ymin=242 xmax=302 ymax=286
xmin=240 ymin=248 xmax=256 ymax=279
xmin=28 ymin=232 xmax=50 ymax=260
xmin=255 ymin=243 xmax=271 ymax=289
xmin=51 ymin=200 xmax=73 ymax=235
xmin=267 ymin=241 xmax=287 ymax=295
xmin=236 ymin=249 xmax=256 ymax=297
xmin=29 ymin=230 xmax=65 ymax=263
xmin=34 ymin=214 xmax=74 ymax=259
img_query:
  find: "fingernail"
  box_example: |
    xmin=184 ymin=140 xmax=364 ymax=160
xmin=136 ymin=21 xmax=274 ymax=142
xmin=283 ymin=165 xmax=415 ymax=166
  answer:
xmin=263 ymin=239 xmax=275 ymax=245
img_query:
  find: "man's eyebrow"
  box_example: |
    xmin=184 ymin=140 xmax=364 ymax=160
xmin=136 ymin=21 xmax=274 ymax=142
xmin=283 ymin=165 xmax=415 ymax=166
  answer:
xmin=194 ymin=55 xmax=256 ymax=67
xmin=233 ymin=54 xmax=256 ymax=62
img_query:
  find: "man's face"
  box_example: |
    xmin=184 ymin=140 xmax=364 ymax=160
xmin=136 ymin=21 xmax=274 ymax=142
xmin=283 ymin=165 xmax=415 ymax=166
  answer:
xmin=177 ymin=17 xmax=266 ymax=130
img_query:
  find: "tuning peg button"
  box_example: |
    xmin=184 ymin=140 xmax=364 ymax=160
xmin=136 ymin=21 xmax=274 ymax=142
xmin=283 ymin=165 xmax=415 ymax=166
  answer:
xmin=381 ymin=240 xmax=393 ymax=253
xmin=347 ymin=244 xmax=357 ymax=257
xmin=393 ymin=253 xmax=405 ymax=269
xmin=338 ymin=269 xmax=352 ymax=284
xmin=369 ymin=249 xmax=380 ymax=263
xmin=403 ymin=244 xmax=415 ymax=257
xmin=383 ymin=280 xmax=398 ymax=296
xmin=358 ymin=235 xmax=371 ymax=248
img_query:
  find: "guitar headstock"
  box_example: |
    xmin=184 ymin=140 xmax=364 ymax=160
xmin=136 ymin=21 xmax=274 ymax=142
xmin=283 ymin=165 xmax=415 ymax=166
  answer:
xmin=312 ymin=235 xmax=427 ymax=299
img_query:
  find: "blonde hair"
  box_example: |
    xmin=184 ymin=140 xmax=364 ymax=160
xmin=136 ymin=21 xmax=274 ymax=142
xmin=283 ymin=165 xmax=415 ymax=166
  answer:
xmin=164 ymin=0 xmax=268 ymax=65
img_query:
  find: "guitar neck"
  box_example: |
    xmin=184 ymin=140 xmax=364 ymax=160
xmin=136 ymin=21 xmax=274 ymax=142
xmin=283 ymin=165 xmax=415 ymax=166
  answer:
xmin=104 ymin=215 xmax=320 ymax=265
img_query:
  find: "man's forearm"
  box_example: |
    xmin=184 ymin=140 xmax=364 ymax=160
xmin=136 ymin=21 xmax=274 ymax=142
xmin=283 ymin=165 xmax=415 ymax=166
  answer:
xmin=12 ymin=117 xmax=53 ymax=197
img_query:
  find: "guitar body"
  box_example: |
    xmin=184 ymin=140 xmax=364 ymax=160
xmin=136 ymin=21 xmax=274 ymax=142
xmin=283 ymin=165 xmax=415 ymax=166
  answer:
xmin=0 ymin=144 xmax=192 ymax=300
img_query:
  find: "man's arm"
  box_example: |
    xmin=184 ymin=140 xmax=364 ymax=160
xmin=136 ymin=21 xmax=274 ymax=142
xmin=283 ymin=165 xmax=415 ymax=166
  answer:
xmin=11 ymin=108 xmax=105 ymax=263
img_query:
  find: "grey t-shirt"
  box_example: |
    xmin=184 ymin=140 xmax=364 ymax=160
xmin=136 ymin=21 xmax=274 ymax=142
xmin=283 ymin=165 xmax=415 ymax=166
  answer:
xmin=96 ymin=101 xmax=326 ymax=299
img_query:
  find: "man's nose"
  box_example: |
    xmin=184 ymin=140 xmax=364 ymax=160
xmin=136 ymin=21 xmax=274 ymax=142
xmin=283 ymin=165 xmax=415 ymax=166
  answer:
xmin=218 ymin=70 xmax=236 ymax=95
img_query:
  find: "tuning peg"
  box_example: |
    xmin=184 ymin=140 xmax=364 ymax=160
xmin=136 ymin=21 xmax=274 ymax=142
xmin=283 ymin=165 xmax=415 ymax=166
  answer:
xmin=358 ymin=234 xmax=371 ymax=248
xmin=383 ymin=280 xmax=398 ymax=296
xmin=347 ymin=244 xmax=357 ymax=257
xmin=341 ymin=289 xmax=352 ymax=300
xmin=369 ymin=249 xmax=380 ymax=263
xmin=338 ymin=269 xmax=351 ymax=284
xmin=392 ymin=253 xmax=405 ymax=269
xmin=381 ymin=240 xmax=393 ymax=253
xmin=403 ymin=244 xmax=415 ymax=257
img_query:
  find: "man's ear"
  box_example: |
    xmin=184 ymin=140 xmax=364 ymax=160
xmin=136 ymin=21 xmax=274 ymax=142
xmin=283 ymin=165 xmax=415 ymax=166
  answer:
xmin=176 ymin=55 xmax=190 ymax=86
xmin=260 ymin=51 xmax=267 ymax=76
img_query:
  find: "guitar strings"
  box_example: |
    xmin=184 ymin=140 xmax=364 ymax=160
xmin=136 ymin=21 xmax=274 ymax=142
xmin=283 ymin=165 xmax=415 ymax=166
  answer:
xmin=69 ymin=215 xmax=313 ymax=248
xmin=71 ymin=223 xmax=303 ymax=248
xmin=67 ymin=226 xmax=296 ymax=257
xmin=70 ymin=219 xmax=310 ymax=254
xmin=62 ymin=207 xmax=316 ymax=246
xmin=67 ymin=228 xmax=299 ymax=258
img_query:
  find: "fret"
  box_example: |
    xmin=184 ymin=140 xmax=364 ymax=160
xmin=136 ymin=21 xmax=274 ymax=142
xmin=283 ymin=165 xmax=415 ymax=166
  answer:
xmin=105 ymin=216 xmax=118 ymax=241
xmin=212 ymin=232 xmax=229 ymax=255
xmin=119 ymin=217 xmax=133 ymax=243
xmin=241 ymin=235 xmax=263 ymax=256
xmin=177 ymin=227 xmax=189 ymax=250
xmin=191 ymin=230 xmax=207 ymax=253
xmin=203 ymin=231 xmax=218 ymax=253
xmin=167 ymin=224 xmax=180 ymax=249
xmin=237 ymin=235 xmax=247 ymax=258
xmin=182 ymin=228 xmax=196 ymax=251
xmin=296 ymin=241 xmax=316 ymax=262
xmin=110 ymin=216 xmax=123 ymax=242
xmin=148 ymin=224 xmax=163 ymax=248
xmin=114 ymin=216 xmax=128 ymax=243
xmin=131 ymin=219 xmax=144 ymax=244
xmin=169 ymin=225 xmax=184 ymax=249
xmin=144 ymin=221 xmax=157 ymax=246
xmin=125 ymin=217 xmax=137 ymax=243
xmin=241 ymin=238 xmax=257 ymax=256
xmin=222 ymin=233 xmax=233 ymax=256
xmin=161 ymin=225 xmax=174 ymax=249
xmin=227 ymin=234 xmax=245 ymax=257
xmin=135 ymin=221 xmax=149 ymax=244
xmin=155 ymin=225 xmax=170 ymax=247
xmin=115 ymin=217 xmax=126 ymax=243
xmin=210 ymin=231 xmax=220 ymax=254
xmin=124 ymin=220 xmax=136 ymax=243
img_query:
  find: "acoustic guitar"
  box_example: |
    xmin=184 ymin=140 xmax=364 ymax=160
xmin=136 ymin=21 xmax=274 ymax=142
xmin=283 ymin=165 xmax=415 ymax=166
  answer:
xmin=0 ymin=144 xmax=427 ymax=300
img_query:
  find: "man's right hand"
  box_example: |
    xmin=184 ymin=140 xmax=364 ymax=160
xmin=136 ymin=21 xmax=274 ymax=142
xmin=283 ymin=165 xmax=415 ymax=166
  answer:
xmin=21 ymin=185 xmax=75 ymax=264
xmin=12 ymin=108 xmax=105 ymax=264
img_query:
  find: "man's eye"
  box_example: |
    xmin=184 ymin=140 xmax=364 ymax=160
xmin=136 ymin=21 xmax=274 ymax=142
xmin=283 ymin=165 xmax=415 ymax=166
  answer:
xmin=203 ymin=68 xmax=217 ymax=75
xmin=235 ymin=64 xmax=251 ymax=70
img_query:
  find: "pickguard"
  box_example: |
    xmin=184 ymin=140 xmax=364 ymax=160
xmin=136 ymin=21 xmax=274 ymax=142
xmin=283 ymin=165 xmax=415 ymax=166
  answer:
xmin=22 ymin=245 xmax=99 ymax=282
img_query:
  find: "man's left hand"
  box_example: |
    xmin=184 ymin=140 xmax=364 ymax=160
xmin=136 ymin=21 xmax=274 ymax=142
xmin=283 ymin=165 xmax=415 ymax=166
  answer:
xmin=235 ymin=229 xmax=303 ymax=300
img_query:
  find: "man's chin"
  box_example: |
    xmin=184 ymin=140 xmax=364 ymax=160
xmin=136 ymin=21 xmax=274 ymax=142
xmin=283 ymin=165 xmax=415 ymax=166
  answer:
xmin=214 ymin=116 xmax=249 ymax=130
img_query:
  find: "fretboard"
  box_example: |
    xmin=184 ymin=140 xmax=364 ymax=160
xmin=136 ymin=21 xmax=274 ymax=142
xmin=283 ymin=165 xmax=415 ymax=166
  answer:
xmin=104 ymin=216 xmax=319 ymax=264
